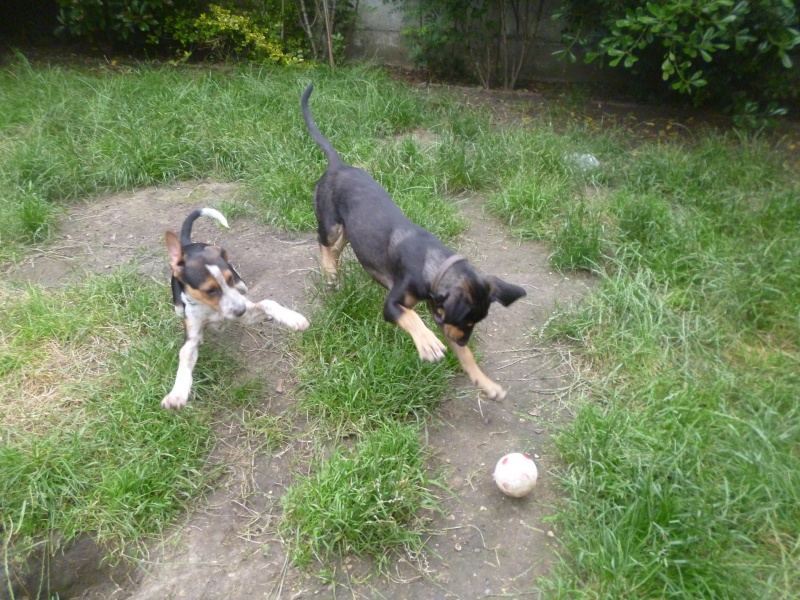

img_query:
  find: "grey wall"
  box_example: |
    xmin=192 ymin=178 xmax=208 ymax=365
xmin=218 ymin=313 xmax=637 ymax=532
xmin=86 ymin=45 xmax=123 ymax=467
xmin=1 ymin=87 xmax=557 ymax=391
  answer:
xmin=348 ymin=0 xmax=409 ymax=66
xmin=348 ymin=0 xmax=601 ymax=83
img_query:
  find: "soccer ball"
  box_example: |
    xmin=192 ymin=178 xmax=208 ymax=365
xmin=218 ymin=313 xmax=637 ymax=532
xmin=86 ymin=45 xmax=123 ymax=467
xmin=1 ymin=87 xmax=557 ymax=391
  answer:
xmin=493 ymin=453 xmax=538 ymax=498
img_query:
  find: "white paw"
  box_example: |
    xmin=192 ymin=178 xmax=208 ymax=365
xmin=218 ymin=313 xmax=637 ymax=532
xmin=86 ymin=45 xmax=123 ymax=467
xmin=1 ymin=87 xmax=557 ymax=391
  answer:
xmin=162 ymin=391 xmax=189 ymax=410
xmin=284 ymin=310 xmax=310 ymax=332
xmin=262 ymin=301 xmax=310 ymax=332
xmin=416 ymin=331 xmax=447 ymax=362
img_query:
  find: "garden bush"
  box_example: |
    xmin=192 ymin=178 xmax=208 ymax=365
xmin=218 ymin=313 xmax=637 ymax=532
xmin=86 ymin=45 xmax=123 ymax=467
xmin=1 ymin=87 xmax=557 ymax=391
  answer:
xmin=55 ymin=0 xmax=177 ymax=46
xmin=55 ymin=0 xmax=314 ymax=63
xmin=554 ymin=0 xmax=800 ymax=116
xmin=167 ymin=4 xmax=305 ymax=64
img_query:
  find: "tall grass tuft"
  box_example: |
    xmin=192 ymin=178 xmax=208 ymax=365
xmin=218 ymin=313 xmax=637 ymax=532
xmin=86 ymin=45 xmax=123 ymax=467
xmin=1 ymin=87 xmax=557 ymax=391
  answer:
xmin=280 ymin=421 xmax=441 ymax=567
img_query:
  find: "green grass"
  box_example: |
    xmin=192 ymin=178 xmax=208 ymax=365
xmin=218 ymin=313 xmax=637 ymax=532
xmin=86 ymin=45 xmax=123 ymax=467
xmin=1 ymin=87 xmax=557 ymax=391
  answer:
xmin=524 ymin=138 xmax=800 ymax=597
xmin=1 ymin=53 xmax=798 ymax=597
xmin=0 ymin=58 xmax=435 ymax=258
xmin=0 ymin=270 xmax=264 ymax=559
xmin=0 ymin=57 xmax=464 ymax=576
xmin=293 ymin=263 xmax=458 ymax=433
xmin=280 ymin=420 xmax=442 ymax=567
xmin=279 ymin=264 xmax=459 ymax=565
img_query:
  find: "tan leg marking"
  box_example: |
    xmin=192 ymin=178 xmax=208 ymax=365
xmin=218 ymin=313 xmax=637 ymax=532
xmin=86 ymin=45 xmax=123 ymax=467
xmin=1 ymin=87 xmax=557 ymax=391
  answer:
xmin=396 ymin=307 xmax=447 ymax=362
xmin=320 ymin=227 xmax=348 ymax=283
xmin=441 ymin=331 xmax=506 ymax=401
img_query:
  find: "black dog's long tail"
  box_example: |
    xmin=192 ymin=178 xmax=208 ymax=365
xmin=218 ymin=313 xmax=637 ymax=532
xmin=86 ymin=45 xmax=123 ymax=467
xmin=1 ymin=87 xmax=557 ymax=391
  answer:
xmin=301 ymin=83 xmax=344 ymax=167
xmin=179 ymin=208 xmax=229 ymax=246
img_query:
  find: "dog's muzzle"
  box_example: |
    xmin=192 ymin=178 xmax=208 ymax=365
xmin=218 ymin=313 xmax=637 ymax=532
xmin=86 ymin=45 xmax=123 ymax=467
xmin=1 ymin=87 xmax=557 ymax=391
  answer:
xmin=443 ymin=323 xmax=471 ymax=346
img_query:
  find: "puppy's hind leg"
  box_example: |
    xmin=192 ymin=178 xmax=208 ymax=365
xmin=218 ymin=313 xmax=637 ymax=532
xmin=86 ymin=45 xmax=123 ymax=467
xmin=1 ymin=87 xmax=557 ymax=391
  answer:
xmin=319 ymin=224 xmax=348 ymax=287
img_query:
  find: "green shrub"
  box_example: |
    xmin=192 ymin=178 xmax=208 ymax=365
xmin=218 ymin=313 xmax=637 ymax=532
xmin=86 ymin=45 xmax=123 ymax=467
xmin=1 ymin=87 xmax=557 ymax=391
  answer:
xmin=56 ymin=0 xmax=179 ymax=46
xmin=555 ymin=0 xmax=800 ymax=113
xmin=54 ymin=0 xmax=311 ymax=62
xmin=168 ymin=4 xmax=305 ymax=65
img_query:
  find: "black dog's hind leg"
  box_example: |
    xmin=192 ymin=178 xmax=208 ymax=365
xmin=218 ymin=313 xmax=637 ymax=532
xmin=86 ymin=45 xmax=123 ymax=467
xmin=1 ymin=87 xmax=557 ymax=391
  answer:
xmin=313 ymin=177 xmax=350 ymax=285
xmin=319 ymin=224 xmax=348 ymax=285
xmin=315 ymin=205 xmax=347 ymax=286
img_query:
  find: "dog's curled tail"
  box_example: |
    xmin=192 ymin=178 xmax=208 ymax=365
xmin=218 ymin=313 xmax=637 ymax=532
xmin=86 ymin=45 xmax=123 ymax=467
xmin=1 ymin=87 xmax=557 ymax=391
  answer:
xmin=301 ymin=83 xmax=343 ymax=167
xmin=179 ymin=207 xmax=229 ymax=246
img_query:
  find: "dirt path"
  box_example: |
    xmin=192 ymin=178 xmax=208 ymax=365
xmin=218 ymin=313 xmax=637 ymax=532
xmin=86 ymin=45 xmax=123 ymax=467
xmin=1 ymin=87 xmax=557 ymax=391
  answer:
xmin=3 ymin=181 xmax=592 ymax=599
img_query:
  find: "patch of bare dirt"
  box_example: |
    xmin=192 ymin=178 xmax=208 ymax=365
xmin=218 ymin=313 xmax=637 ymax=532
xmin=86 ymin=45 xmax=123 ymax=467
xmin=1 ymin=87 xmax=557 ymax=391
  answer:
xmin=2 ymin=181 xmax=592 ymax=599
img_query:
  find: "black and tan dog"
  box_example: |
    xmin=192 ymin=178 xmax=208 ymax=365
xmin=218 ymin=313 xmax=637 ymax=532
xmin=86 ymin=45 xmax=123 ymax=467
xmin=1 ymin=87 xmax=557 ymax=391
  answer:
xmin=163 ymin=208 xmax=310 ymax=409
xmin=301 ymin=83 xmax=526 ymax=401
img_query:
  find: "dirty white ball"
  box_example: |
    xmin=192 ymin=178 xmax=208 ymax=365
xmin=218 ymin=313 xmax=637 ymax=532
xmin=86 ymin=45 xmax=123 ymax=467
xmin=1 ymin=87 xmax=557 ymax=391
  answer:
xmin=493 ymin=453 xmax=538 ymax=498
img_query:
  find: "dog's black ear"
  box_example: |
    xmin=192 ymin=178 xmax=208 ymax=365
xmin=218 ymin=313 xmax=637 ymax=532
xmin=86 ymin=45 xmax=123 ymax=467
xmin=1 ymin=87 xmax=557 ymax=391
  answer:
xmin=485 ymin=276 xmax=526 ymax=307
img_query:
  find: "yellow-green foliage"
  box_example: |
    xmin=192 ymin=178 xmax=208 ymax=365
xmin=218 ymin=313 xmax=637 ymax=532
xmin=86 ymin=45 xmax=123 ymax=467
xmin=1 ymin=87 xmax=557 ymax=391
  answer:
xmin=171 ymin=5 xmax=304 ymax=65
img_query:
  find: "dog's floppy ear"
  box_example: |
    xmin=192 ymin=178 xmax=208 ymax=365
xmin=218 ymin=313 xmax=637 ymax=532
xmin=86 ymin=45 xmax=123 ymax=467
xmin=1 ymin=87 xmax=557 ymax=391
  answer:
xmin=485 ymin=275 xmax=526 ymax=307
xmin=165 ymin=230 xmax=184 ymax=275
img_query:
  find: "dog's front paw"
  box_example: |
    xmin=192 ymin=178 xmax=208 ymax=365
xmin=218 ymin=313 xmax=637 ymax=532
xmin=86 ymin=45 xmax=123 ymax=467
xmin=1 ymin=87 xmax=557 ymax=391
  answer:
xmin=481 ymin=381 xmax=507 ymax=402
xmin=161 ymin=391 xmax=189 ymax=410
xmin=416 ymin=330 xmax=447 ymax=362
xmin=260 ymin=301 xmax=310 ymax=332
xmin=283 ymin=310 xmax=310 ymax=332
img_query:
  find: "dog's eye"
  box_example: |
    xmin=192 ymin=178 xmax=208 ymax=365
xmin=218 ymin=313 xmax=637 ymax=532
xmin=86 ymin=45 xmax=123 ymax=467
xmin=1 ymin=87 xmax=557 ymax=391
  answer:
xmin=205 ymin=287 xmax=221 ymax=297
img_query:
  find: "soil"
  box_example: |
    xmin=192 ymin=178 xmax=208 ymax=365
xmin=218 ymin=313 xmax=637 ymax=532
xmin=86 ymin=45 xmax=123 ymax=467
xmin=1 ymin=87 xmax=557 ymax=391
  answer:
xmin=3 ymin=178 xmax=593 ymax=599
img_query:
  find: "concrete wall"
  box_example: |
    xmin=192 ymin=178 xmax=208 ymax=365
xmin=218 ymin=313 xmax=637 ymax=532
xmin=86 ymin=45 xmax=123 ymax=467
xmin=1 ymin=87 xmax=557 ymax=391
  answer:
xmin=348 ymin=0 xmax=601 ymax=83
xmin=348 ymin=1 xmax=409 ymax=66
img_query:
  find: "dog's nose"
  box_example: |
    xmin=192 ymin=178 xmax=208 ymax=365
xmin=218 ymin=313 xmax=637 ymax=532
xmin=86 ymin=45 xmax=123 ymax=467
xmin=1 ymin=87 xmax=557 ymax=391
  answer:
xmin=234 ymin=305 xmax=246 ymax=318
